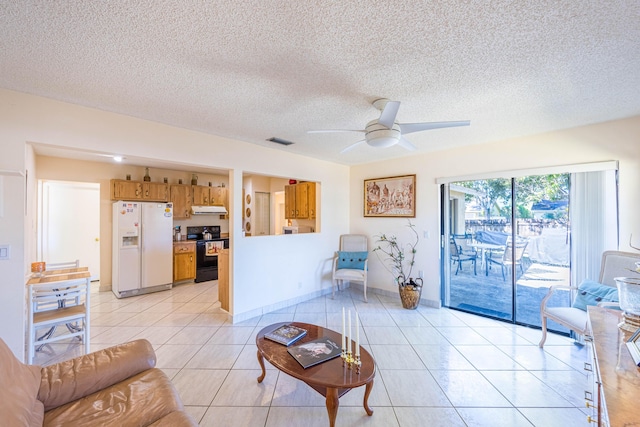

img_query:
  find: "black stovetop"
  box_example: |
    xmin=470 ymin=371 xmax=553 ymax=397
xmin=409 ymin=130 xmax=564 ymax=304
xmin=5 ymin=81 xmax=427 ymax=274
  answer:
xmin=186 ymin=225 xmax=223 ymax=241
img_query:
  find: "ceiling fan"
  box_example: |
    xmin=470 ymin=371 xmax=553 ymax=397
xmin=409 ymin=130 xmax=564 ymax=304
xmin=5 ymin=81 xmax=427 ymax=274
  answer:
xmin=308 ymin=98 xmax=470 ymax=153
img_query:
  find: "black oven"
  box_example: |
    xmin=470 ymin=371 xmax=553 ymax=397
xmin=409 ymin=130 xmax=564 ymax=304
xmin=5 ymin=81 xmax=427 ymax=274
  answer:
xmin=187 ymin=226 xmax=229 ymax=283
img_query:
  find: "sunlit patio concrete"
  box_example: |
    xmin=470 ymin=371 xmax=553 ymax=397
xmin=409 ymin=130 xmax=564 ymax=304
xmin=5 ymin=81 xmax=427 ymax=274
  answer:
xmin=448 ymin=258 xmax=571 ymax=335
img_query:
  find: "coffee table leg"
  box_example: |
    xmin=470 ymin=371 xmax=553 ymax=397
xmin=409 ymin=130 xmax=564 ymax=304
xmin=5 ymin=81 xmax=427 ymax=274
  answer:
xmin=256 ymin=350 xmax=266 ymax=383
xmin=326 ymin=387 xmax=339 ymax=427
xmin=363 ymin=379 xmax=374 ymax=416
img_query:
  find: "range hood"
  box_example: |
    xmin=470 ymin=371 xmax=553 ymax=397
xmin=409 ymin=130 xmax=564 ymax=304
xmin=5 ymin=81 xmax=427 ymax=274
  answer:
xmin=191 ymin=205 xmax=228 ymax=215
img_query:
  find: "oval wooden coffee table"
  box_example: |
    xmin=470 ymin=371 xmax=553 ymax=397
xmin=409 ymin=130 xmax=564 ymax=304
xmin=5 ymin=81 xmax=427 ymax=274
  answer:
xmin=256 ymin=322 xmax=375 ymax=427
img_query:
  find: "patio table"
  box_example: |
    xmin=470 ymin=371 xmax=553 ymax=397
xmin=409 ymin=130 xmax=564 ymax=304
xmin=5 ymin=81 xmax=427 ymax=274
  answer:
xmin=470 ymin=242 xmax=503 ymax=268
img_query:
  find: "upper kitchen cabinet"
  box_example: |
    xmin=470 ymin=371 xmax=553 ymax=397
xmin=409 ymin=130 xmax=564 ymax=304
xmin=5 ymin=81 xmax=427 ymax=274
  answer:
xmin=285 ymin=182 xmax=316 ymax=219
xmin=192 ymin=185 xmax=227 ymax=208
xmin=111 ymin=179 xmax=142 ymax=200
xmin=192 ymin=185 xmax=211 ymax=205
xmin=111 ymin=179 xmax=168 ymax=202
xmin=211 ymin=186 xmax=227 ymax=208
xmin=170 ymin=184 xmax=192 ymax=219
xmin=142 ymin=182 xmax=168 ymax=201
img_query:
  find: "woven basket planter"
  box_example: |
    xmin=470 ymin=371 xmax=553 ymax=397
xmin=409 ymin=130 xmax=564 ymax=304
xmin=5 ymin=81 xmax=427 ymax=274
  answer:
xmin=399 ymin=285 xmax=422 ymax=310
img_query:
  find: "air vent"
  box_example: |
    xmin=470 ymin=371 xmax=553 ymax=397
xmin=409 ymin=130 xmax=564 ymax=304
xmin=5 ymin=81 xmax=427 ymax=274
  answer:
xmin=267 ymin=137 xmax=294 ymax=146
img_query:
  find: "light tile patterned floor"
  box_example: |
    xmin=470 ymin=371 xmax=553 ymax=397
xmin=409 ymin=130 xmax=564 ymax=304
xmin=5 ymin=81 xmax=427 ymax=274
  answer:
xmin=33 ymin=281 xmax=591 ymax=426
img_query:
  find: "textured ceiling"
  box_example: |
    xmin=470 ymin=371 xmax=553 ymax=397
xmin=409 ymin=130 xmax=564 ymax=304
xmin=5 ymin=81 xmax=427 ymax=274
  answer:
xmin=1 ymin=1 xmax=639 ymax=166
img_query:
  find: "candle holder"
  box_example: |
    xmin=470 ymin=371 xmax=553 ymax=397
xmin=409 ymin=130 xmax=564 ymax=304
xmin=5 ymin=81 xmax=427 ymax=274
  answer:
xmin=354 ymin=354 xmax=362 ymax=374
xmin=342 ymin=350 xmax=354 ymax=369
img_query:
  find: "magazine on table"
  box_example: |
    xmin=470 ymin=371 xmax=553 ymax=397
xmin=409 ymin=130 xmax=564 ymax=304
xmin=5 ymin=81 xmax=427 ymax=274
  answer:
xmin=287 ymin=336 xmax=342 ymax=369
xmin=264 ymin=324 xmax=307 ymax=346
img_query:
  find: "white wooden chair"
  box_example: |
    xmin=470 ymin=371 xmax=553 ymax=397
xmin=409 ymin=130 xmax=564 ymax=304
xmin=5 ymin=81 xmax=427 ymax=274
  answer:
xmin=332 ymin=234 xmax=368 ymax=302
xmin=27 ymin=277 xmax=90 ymax=364
xmin=45 ymin=259 xmax=80 ymax=270
xmin=539 ymin=250 xmax=640 ymax=347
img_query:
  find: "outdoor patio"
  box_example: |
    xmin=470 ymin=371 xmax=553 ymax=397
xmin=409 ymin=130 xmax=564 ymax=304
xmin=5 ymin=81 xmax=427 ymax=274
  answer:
xmin=448 ymin=257 xmax=572 ymax=335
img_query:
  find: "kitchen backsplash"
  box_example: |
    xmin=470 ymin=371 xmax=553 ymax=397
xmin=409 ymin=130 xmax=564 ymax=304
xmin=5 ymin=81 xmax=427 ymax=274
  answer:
xmin=173 ymin=216 xmax=229 ymax=235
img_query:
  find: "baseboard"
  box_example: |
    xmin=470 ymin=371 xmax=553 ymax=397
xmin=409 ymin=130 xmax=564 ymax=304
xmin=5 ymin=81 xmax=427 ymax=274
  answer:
xmin=228 ymin=282 xmax=441 ymax=323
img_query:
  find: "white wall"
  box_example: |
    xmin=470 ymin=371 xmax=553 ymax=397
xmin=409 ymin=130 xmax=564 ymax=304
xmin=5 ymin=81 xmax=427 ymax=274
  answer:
xmin=351 ymin=116 xmax=640 ymax=303
xmin=0 ymin=88 xmax=350 ymax=358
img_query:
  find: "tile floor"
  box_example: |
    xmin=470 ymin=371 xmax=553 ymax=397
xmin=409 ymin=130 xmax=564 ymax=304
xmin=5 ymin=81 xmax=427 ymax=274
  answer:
xmin=33 ymin=281 xmax=592 ymax=427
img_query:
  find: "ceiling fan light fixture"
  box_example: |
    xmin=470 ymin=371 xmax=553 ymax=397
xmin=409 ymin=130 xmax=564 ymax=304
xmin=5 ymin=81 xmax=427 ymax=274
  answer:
xmin=365 ymin=122 xmax=401 ymax=148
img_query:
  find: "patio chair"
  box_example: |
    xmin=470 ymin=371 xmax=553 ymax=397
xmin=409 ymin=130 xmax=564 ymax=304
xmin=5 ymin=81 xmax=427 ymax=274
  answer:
xmin=486 ymin=240 xmax=528 ymax=280
xmin=538 ymin=250 xmax=640 ymax=348
xmin=453 ymin=234 xmax=477 ymax=256
xmin=450 ymin=240 xmax=477 ymax=275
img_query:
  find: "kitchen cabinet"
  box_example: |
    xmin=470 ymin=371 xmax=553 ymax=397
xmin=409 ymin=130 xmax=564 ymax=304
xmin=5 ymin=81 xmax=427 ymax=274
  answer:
xmin=219 ymin=248 xmax=229 ymax=311
xmin=192 ymin=185 xmax=212 ymax=205
xmin=285 ymin=182 xmax=316 ymax=219
xmin=285 ymin=184 xmax=296 ymax=219
xmin=307 ymin=182 xmax=316 ymax=219
xmin=111 ymin=179 xmax=168 ymax=202
xmin=211 ymin=186 xmax=227 ymax=208
xmin=111 ymin=179 xmax=142 ymax=200
xmin=170 ymin=184 xmax=192 ymax=219
xmin=173 ymin=241 xmax=196 ymax=282
xmin=192 ymin=185 xmax=227 ymax=208
xmin=142 ymin=182 xmax=168 ymax=201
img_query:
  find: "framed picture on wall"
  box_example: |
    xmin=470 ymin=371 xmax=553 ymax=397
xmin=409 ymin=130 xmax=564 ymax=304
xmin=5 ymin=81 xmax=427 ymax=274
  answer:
xmin=364 ymin=174 xmax=416 ymax=217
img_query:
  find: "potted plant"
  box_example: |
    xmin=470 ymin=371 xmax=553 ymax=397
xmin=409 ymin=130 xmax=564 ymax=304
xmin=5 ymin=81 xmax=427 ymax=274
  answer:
xmin=373 ymin=220 xmax=423 ymax=309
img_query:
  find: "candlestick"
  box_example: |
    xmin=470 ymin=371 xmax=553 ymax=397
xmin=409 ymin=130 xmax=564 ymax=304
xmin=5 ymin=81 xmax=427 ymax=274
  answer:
xmin=342 ymin=307 xmax=346 ymax=351
xmin=348 ymin=310 xmax=352 ymax=354
xmin=355 ymin=312 xmax=360 ymax=357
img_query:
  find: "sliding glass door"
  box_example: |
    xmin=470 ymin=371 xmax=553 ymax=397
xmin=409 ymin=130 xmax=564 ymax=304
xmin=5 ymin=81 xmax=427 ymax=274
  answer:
xmin=443 ymin=173 xmax=573 ymax=331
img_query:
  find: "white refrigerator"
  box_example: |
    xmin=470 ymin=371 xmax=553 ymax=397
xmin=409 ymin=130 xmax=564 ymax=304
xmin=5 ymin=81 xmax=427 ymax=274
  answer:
xmin=112 ymin=201 xmax=174 ymax=298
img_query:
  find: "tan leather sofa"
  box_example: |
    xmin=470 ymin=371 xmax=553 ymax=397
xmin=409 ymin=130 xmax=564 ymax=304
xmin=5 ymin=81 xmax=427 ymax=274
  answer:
xmin=0 ymin=338 xmax=197 ymax=426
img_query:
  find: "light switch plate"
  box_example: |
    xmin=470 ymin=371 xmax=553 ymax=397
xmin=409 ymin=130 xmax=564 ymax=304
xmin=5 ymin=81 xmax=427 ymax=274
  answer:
xmin=0 ymin=245 xmax=10 ymax=260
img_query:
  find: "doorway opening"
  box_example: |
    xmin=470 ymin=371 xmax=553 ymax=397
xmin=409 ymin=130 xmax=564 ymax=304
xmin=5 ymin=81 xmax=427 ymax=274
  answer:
xmin=38 ymin=180 xmax=101 ymax=281
xmin=441 ymin=166 xmax=618 ymax=332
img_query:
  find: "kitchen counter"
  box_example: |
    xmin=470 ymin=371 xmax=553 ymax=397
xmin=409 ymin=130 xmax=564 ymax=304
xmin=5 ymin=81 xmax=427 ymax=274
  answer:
xmin=219 ymin=249 xmax=229 ymax=312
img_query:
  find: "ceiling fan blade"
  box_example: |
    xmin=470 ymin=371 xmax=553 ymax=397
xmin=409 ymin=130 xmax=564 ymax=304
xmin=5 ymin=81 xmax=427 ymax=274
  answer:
xmin=307 ymin=129 xmax=365 ymax=134
xmin=340 ymin=139 xmax=366 ymax=154
xmin=378 ymin=101 xmax=400 ymax=129
xmin=398 ymin=136 xmax=417 ymax=151
xmin=400 ymin=120 xmax=470 ymax=135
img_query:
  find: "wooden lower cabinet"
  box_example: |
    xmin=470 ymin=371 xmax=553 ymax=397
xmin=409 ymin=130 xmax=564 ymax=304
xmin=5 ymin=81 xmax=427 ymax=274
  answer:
xmin=219 ymin=249 xmax=229 ymax=311
xmin=173 ymin=242 xmax=195 ymax=282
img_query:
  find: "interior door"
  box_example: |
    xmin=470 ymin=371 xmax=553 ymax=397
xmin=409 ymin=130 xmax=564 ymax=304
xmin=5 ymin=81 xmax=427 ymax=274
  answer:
xmin=254 ymin=191 xmax=270 ymax=236
xmin=39 ymin=180 xmax=100 ymax=281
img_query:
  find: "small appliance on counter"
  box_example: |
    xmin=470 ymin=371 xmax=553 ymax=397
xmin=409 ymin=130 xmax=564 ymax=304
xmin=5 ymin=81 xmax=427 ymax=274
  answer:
xmin=186 ymin=225 xmax=230 ymax=282
xmin=283 ymin=225 xmax=314 ymax=234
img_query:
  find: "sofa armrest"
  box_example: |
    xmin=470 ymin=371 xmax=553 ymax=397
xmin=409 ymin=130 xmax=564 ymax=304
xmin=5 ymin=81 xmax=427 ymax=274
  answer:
xmin=38 ymin=339 xmax=156 ymax=411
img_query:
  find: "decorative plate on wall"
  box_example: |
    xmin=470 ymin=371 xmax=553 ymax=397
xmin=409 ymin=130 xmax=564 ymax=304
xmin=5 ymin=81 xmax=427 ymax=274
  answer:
xmin=245 ymin=222 xmax=251 ymax=232
xmin=246 ymin=207 xmax=251 ymax=218
xmin=246 ymin=194 xmax=251 ymax=204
